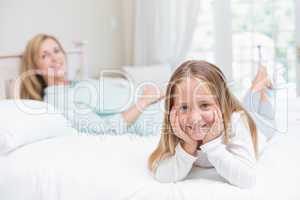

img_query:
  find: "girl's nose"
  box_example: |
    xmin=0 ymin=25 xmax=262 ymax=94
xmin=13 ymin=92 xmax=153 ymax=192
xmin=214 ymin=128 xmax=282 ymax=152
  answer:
xmin=188 ymin=110 xmax=202 ymax=126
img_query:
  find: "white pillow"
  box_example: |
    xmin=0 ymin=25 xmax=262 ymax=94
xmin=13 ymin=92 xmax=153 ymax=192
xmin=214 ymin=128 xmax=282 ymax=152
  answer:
xmin=0 ymin=100 xmax=77 ymax=154
xmin=121 ymin=64 xmax=172 ymax=90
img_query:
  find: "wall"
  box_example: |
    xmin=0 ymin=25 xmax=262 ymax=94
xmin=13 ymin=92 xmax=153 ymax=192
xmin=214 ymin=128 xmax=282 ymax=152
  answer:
xmin=121 ymin=0 xmax=134 ymax=65
xmin=0 ymin=0 xmax=125 ymax=77
xmin=296 ymin=0 xmax=300 ymax=96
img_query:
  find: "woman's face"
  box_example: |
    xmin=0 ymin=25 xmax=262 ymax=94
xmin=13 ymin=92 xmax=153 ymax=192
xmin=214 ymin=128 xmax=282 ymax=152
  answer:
xmin=36 ymin=38 xmax=66 ymax=79
xmin=173 ymin=77 xmax=220 ymax=141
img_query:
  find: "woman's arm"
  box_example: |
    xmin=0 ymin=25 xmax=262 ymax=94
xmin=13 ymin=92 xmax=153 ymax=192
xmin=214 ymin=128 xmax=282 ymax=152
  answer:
xmin=121 ymin=98 xmax=149 ymax=126
xmin=122 ymin=85 xmax=164 ymax=126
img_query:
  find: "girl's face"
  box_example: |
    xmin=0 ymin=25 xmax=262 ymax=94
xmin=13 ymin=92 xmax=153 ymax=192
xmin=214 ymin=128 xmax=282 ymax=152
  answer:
xmin=36 ymin=38 xmax=66 ymax=79
xmin=173 ymin=77 xmax=220 ymax=141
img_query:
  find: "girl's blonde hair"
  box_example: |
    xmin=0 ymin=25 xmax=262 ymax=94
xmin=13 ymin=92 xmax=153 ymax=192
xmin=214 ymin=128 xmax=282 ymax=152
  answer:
xmin=20 ymin=33 xmax=66 ymax=100
xmin=148 ymin=60 xmax=258 ymax=171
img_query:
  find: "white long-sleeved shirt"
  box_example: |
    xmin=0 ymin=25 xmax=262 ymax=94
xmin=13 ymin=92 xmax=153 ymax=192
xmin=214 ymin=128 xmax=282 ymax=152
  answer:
xmin=153 ymin=90 xmax=275 ymax=188
xmin=153 ymin=111 xmax=267 ymax=189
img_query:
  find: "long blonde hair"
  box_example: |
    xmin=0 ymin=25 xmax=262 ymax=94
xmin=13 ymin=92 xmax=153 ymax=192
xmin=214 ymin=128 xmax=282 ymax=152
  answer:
xmin=20 ymin=33 xmax=66 ymax=100
xmin=148 ymin=60 xmax=258 ymax=171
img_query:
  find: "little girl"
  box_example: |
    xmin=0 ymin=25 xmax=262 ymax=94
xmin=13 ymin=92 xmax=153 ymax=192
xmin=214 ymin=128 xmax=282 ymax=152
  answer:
xmin=148 ymin=60 xmax=274 ymax=189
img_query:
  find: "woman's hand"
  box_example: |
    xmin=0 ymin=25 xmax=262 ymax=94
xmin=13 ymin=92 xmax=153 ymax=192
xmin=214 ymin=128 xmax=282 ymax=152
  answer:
xmin=202 ymin=107 xmax=224 ymax=144
xmin=170 ymin=109 xmax=198 ymax=155
xmin=123 ymin=84 xmax=164 ymax=125
xmin=137 ymin=85 xmax=165 ymax=110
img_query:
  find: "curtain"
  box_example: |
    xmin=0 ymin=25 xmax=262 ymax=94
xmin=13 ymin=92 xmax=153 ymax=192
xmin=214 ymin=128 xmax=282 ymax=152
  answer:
xmin=133 ymin=0 xmax=200 ymax=68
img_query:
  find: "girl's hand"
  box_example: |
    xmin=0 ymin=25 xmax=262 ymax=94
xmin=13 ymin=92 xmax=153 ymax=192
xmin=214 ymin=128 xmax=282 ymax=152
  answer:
xmin=170 ymin=109 xmax=198 ymax=155
xmin=202 ymin=107 xmax=224 ymax=144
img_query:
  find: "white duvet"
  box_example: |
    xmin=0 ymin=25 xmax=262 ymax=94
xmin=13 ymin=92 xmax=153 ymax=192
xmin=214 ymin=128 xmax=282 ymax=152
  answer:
xmin=0 ymin=111 xmax=300 ymax=200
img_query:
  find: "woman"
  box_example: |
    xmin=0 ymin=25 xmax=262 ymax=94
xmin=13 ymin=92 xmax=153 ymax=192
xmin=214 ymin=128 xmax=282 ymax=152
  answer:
xmin=20 ymin=34 xmax=164 ymax=135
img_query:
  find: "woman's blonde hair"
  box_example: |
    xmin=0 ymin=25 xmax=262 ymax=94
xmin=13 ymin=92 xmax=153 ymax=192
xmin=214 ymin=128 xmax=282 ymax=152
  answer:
xmin=148 ymin=60 xmax=258 ymax=171
xmin=20 ymin=33 xmax=66 ymax=100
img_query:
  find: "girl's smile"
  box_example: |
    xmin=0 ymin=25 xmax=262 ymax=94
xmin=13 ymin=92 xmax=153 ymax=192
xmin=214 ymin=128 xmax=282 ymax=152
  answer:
xmin=174 ymin=77 xmax=218 ymax=141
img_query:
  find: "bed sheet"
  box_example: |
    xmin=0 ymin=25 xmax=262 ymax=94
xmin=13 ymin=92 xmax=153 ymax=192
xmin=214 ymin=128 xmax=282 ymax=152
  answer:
xmin=0 ymin=102 xmax=299 ymax=200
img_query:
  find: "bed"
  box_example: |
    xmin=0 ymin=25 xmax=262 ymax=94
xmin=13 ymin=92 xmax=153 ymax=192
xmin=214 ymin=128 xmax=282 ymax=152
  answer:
xmin=1 ymin=47 xmax=300 ymax=200
xmin=0 ymin=106 xmax=300 ymax=200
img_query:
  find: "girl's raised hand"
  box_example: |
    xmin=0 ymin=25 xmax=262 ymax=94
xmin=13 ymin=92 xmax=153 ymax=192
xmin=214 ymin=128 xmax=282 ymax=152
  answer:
xmin=170 ymin=109 xmax=198 ymax=154
xmin=202 ymin=106 xmax=224 ymax=144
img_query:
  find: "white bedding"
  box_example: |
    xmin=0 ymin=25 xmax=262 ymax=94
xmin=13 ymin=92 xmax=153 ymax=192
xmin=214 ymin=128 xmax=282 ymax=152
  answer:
xmin=0 ymin=93 xmax=300 ymax=200
xmin=0 ymin=114 xmax=300 ymax=200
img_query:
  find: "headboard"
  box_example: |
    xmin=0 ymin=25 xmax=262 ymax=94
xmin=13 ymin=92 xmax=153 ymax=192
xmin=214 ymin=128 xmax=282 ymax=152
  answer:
xmin=0 ymin=41 xmax=87 ymax=99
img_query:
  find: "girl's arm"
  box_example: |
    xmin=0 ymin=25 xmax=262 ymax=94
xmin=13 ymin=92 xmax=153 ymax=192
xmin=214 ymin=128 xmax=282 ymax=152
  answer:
xmin=153 ymin=143 xmax=198 ymax=183
xmin=153 ymin=109 xmax=199 ymax=183
xmin=200 ymin=112 xmax=257 ymax=189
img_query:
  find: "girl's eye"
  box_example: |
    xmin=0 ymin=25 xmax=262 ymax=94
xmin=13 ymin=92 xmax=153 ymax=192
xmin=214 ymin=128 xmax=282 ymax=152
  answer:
xmin=179 ymin=104 xmax=188 ymax=112
xmin=199 ymin=103 xmax=210 ymax=110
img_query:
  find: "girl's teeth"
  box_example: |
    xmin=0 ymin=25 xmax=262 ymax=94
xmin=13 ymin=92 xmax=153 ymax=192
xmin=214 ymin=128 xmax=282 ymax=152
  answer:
xmin=193 ymin=124 xmax=210 ymax=134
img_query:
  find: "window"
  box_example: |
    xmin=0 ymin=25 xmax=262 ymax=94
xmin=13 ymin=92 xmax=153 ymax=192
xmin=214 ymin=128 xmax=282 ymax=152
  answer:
xmin=232 ymin=0 xmax=296 ymax=89
xmin=187 ymin=0 xmax=296 ymax=93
